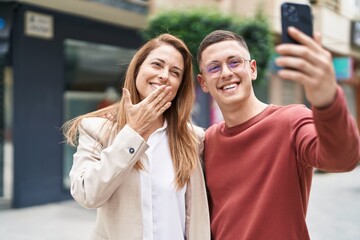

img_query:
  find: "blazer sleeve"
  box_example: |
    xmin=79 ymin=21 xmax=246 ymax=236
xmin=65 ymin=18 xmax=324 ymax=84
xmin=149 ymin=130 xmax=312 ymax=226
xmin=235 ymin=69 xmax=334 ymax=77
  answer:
xmin=69 ymin=117 xmax=149 ymax=208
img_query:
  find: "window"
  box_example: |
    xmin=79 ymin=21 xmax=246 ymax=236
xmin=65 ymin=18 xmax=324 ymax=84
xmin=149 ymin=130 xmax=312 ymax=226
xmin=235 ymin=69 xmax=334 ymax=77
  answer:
xmin=62 ymin=39 xmax=136 ymax=189
xmin=127 ymin=0 xmax=148 ymax=6
xmin=87 ymin=0 xmax=148 ymax=14
xmin=324 ymin=0 xmax=340 ymax=11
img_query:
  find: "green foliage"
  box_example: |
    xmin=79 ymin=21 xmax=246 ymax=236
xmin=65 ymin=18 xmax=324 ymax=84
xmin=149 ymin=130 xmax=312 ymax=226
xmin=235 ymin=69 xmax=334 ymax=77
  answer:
xmin=142 ymin=8 xmax=273 ymax=85
xmin=231 ymin=18 xmax=273 ymax=85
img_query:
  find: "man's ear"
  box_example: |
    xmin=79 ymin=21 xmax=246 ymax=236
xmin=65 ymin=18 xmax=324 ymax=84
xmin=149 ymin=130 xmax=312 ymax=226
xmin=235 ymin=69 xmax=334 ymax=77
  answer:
xmin=197 ymin=74 xmax=209 ymax=93
xmin=250 ymin=60 xmax=257 ymax=80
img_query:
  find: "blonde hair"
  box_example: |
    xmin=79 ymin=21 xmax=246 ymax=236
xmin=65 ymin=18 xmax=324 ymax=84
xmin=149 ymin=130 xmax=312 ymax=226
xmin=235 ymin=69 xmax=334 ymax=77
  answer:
xmin=62 ymin=34 xmax=198 ymax=189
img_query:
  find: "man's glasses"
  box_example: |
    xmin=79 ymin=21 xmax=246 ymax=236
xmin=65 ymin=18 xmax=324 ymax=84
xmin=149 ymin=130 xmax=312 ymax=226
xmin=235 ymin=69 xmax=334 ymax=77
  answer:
xmin=200 ymin=56 xmax=251 ymax=79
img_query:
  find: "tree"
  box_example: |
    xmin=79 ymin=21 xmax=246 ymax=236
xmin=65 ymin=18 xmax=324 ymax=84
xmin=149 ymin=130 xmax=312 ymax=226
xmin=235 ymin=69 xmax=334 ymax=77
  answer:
xmin=142 ymin=8 xmax=273 ymax=85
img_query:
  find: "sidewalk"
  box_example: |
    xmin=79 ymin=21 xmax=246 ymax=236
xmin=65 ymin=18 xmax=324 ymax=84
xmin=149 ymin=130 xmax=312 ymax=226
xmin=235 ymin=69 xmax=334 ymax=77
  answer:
xmin=0 ymin=167 xmax=359 ymax=240
xmin=307 ymin=166 xmax=360 ymax=240
xmin=0 ymin=200 xmax=95 ymax=240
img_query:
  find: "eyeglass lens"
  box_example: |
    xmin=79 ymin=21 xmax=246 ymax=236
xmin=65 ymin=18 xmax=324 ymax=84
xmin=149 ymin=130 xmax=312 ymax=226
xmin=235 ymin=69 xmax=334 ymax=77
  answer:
xmin=205 ymin=57 xmax=248 ymax=78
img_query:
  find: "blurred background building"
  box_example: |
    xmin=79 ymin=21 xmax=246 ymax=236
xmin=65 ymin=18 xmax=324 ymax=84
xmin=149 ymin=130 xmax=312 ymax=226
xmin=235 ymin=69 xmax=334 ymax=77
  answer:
xmin=0 ymin=0 xmax=148 ymax=208
xmin=0 ymin=0 xmax=359 ymax=208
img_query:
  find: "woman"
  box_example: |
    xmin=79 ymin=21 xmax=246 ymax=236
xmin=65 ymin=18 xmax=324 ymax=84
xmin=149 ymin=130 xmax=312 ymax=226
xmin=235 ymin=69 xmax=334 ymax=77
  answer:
xmin=62 ymin=34 xmax=210 ymax=240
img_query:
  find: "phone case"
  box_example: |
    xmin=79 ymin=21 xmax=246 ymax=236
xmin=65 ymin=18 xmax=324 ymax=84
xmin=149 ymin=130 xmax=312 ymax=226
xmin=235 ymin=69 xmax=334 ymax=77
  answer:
xmin=281 ymin=2 xmax=313 ymax=44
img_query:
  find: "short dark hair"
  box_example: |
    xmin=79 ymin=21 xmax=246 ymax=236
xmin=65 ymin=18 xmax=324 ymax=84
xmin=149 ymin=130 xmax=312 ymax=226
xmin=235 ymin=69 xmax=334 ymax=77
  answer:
xmin=197 ymin=30 xmax=249 ymax=65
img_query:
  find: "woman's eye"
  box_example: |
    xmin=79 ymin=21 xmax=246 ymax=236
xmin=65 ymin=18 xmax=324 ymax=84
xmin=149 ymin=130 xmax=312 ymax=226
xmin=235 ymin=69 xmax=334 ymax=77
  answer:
xmin=171 ymin=70 xmax=180 ymax=77
xmin=152 ymin=62 xmax=162 ymax=67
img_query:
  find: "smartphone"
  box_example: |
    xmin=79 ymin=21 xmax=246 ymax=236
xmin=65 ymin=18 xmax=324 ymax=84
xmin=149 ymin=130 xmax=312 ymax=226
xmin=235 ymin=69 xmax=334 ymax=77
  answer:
xmin=281 ymin=2 xmax=313 ymax=44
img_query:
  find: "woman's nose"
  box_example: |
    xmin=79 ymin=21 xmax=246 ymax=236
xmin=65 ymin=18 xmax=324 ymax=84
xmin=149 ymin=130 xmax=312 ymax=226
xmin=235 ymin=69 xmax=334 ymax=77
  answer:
xmin=158 ymin=69 xmax=169 ymax=81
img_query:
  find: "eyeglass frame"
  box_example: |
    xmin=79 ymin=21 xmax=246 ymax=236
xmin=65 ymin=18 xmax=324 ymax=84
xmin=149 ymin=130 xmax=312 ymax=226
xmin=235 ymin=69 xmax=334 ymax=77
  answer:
xmin=199 ymin=56 xmax=252 ymax=78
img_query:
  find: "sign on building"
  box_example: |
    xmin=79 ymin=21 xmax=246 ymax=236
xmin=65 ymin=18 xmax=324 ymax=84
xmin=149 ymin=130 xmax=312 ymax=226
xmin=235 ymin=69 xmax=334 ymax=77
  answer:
xmin=24 ymin=11 xmax=53 ymax=39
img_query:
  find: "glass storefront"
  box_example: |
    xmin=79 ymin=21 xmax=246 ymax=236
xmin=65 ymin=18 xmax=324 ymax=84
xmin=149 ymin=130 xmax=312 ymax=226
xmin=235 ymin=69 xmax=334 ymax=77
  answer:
xmin=62 ymin=39 xmax=136 ymax=189
xmin=0 ymin=55 xmax=13 ymax=207
xmin=0 ymin=54 xmax=4 ymax=198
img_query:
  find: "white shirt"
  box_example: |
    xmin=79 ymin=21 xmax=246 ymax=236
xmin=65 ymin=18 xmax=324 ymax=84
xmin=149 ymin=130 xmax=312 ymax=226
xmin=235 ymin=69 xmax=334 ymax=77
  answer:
xmin=140 ymin=122 xmax=187 ymax=240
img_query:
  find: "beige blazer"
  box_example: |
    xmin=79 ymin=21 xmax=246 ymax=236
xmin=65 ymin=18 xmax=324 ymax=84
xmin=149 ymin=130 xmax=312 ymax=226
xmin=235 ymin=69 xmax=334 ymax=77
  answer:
xmin=69 ymin=117 xmax=210 ymax=240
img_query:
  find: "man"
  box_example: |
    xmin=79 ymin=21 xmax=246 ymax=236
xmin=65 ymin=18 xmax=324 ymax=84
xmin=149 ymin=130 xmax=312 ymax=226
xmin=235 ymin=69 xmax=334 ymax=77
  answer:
xmin=196 ymin=28 xmax=360 ymax=239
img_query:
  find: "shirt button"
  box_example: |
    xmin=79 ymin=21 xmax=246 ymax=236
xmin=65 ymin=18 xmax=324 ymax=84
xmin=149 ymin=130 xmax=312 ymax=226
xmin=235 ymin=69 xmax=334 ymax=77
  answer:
xmin=129 ymin=148 xmax=135 ymax=154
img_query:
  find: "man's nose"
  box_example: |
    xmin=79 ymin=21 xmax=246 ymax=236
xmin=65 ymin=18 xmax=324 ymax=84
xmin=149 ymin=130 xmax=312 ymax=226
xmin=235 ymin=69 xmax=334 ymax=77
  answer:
xmin=220 ymin=63 xmax=233 ymax=78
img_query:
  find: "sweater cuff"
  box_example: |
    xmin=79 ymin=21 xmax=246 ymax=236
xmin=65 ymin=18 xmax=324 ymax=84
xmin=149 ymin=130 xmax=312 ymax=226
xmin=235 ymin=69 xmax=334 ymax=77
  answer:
xmin=312 ymin=86 xmax=347 ymax=121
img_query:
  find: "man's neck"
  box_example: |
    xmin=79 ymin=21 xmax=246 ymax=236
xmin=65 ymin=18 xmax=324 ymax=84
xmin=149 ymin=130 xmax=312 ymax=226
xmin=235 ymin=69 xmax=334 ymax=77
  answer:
xmin=221 ymin=98 xmax=268 ymax=128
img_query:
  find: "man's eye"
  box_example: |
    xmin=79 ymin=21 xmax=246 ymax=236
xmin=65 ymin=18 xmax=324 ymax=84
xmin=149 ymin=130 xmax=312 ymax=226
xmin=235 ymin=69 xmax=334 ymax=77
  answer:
xmin=207 ymin=65 xmax=220 ymax=73
xmin=229 ymin=59 xmax=241 ymax=68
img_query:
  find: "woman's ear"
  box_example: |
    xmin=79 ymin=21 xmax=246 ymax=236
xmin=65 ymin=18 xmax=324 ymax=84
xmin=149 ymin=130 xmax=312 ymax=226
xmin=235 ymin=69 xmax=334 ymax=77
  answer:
xmin=197 ymin=74 xmax=209 ymax=93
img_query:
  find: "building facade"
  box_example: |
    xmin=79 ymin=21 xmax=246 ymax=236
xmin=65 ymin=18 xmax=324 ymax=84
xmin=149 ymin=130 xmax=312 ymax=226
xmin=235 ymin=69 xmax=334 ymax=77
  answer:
xmin=0 ymin=0 xmax=148 ymax=208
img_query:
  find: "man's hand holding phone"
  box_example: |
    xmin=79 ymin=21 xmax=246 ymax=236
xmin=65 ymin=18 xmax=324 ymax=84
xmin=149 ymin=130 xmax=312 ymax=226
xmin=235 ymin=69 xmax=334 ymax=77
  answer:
xmin=276 ymin=2 xmax=337 ymax=108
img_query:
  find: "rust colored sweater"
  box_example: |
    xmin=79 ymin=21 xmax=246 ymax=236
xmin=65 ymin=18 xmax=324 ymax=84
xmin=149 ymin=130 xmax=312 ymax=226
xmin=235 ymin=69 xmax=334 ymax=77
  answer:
xmin=204 ymin=87 xmax=360 ymax=240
